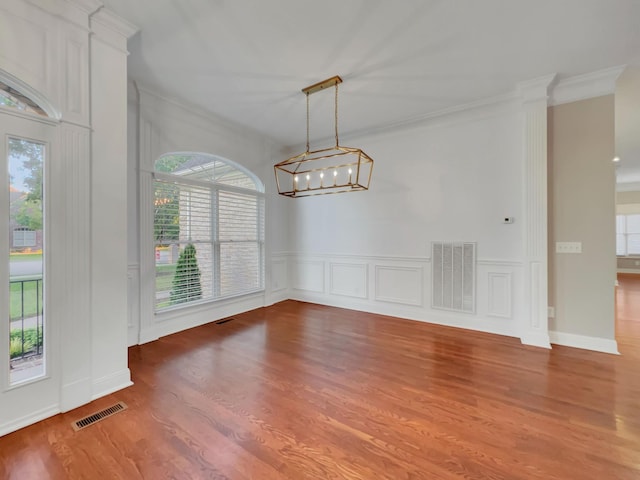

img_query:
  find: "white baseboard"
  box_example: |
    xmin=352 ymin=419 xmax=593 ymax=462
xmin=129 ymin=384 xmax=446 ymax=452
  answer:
xmin=289 ymin=291 xmax=519 ymax=339
xmin=617 ymin=269 xmax=640 ymax=274
xmin=265 ymin=289 xmax=290 ymax=307
xmin=520 ymin=330 xmax=552 ymax=349
xmin=92 ymin=368 xmax=134 ymax=401
xmin=60 ymin=377 xmax=93 ymax=412
xmin=0 ymin=404 xmax=60 ymax=437
xmin=549 ymin=331 xmax=619 ymax=354
xmin=145 ymin=293 xmax=265 ymax=344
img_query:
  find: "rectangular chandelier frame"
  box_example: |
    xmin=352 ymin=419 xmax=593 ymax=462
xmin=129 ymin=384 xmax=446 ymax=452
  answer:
xmin=274 ymin=75 xmax=374 ymax=198
xmin=274 ymin=146 xmax=373 ymax=197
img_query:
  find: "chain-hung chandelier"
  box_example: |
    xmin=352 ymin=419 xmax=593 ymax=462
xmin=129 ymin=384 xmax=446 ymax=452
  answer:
xmin=274 ymin=76 xmax=374 ymax=197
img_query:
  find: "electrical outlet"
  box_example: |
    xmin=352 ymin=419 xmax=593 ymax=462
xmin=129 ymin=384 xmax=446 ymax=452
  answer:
xmin=548 ymin=306 xmax=555 ymax=318
xmin=556 ymin=242 xmax=582 ymax=254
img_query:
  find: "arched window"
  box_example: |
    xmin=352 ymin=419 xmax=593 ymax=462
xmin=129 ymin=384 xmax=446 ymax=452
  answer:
xmin=153 ymin=153 xmax=264 ymax=310
xmin=0 ymin=81 xmax=48 ymax=117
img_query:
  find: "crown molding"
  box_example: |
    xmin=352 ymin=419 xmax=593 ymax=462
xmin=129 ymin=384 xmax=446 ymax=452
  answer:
xmin=517 ymin=74 xmax=557 ymax=103
xmin=66 ymin=0 xmax=102 ymax=16
xmin=91 ymin=7 xmax=138 ymax=39
xmin=549 ymin=65 xmax=625 ymax=106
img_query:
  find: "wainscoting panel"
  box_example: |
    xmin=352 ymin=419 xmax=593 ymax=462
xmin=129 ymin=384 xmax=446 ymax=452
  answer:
xmin=277 ymin=253 xmax=523 ymax=339
xmin=329 ymin=262 xmax=368 ymax=299
xmin=271 ymin=258 xmax=288 ymax=293
xmin=487 ymin=272 xmax=512 ymax=318
xmin=63 ymin=34 xmax=89 ymax=124
xmin=291 ymin=259 xmax=325 ymax=293
xmin=375 ymin=265 xmax=423 ymax=306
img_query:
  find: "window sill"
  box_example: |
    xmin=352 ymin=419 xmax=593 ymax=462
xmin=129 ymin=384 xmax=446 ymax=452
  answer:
xmin=155 ymin=289 xmax=265 ymax=322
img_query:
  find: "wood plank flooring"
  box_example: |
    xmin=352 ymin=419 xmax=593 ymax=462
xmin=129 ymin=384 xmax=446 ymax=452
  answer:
xmin=2 ymin=280 xmax=640 ymax=479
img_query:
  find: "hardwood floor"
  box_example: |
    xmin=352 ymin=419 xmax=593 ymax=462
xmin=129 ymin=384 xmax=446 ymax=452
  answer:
xmin=2 ymin=284 xmax=640 ymax=479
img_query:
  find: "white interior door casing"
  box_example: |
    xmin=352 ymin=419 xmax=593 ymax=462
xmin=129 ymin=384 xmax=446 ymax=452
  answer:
xmin=0 ymin=108 xmax=60 ymax=429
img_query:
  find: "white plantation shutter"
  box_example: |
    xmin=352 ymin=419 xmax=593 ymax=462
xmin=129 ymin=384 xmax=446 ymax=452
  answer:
xmin=153 ymin=155 xmax=264 ymax=311
xmin=217 ymin=189 xmax=264 ymax=297
xmin=616 ymin=214 xmax=640 ymax=256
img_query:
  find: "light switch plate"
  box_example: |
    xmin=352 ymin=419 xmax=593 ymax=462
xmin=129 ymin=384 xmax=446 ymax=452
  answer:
xmin=556 ymin=242 xmax=582 ymax=254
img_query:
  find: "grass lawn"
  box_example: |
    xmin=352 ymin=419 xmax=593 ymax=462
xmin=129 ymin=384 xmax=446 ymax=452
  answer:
xmin=156 ymin=264 xmax=176 ymax=293
xmin=10 ymin=278 xmax=43 ymax=321
xmin=156 ymin=264 xmax=176 ymax=309
xmin=10 ymin=254 xmax=43 ymax=321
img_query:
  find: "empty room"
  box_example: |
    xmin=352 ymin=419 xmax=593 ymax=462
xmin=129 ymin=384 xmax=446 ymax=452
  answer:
xmin=1 ymin=0 xmax=640 ymax=478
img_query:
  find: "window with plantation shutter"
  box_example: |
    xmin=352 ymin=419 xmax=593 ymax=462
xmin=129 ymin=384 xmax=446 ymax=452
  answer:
xmin=153 ymin=153 xmax=264 ymax=311
xmin=616 ymin=214 xmax=640 ymax=256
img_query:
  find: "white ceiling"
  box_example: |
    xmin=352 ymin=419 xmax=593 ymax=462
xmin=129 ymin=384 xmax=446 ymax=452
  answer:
xmin=101 ymin=0 xmax=640 ymax=149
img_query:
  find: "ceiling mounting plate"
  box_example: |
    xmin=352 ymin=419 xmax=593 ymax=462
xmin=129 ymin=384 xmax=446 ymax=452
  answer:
xmin=302 ymin=75 xmax=343 ymax=95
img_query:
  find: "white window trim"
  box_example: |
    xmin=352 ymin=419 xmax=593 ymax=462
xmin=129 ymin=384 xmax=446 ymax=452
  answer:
xmin=152 ymin=155 xmax=265 ymax=313
xmin=616 ymin=214 xmax=640 ymax=257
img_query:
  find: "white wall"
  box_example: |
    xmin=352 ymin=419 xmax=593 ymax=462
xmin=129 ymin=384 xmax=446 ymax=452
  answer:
xmin=276 ymin=99 xmax=529 ymax=339
xmin=273 ymin=70 xmax=621 ymax=354
xmin=290 ymin=109 xmax=523 ymax=258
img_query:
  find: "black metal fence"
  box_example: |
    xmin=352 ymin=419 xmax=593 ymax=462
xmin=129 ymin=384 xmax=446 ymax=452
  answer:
xmin=9 ymin=277 xmax=43 ymax=362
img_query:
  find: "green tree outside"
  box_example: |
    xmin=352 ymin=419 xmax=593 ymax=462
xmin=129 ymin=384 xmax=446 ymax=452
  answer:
xmin=14 ymin=199 xmax=43 ymax=230
xmin=154 ymin=154 xmax=191 ymax=246
xmin=170 ymin=243 xmax=202 ymax=304
xmin=9 ymin=138 xmax=44 ymax=231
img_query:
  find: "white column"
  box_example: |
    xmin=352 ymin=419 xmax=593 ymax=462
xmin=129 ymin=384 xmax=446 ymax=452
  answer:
xmin=518 ymin=75 xmax=556 ymax=348
xmin=89 ymin=9 xmax=137 ymax=398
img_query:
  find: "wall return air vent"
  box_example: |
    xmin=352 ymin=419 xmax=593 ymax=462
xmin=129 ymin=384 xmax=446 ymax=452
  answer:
xmin=432 ymin=242 xmax=476 ymax=314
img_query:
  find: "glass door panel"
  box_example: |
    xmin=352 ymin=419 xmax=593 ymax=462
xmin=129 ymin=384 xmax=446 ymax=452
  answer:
xmin=7 ymin=137 xmax=45 ymax=384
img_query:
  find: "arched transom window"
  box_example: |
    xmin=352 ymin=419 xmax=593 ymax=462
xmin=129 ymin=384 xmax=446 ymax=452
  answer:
xmin=153 ymin=153 xmax=264 ymax=310
xmin=0 ymin=81 xmax=48 ymax=117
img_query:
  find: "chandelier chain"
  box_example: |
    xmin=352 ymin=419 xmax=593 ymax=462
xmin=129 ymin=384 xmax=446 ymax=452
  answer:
xmin=306 ymin=92 xmax=310 ymax=153
xmin=334 ymin=82 xmax=339 ymax=147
